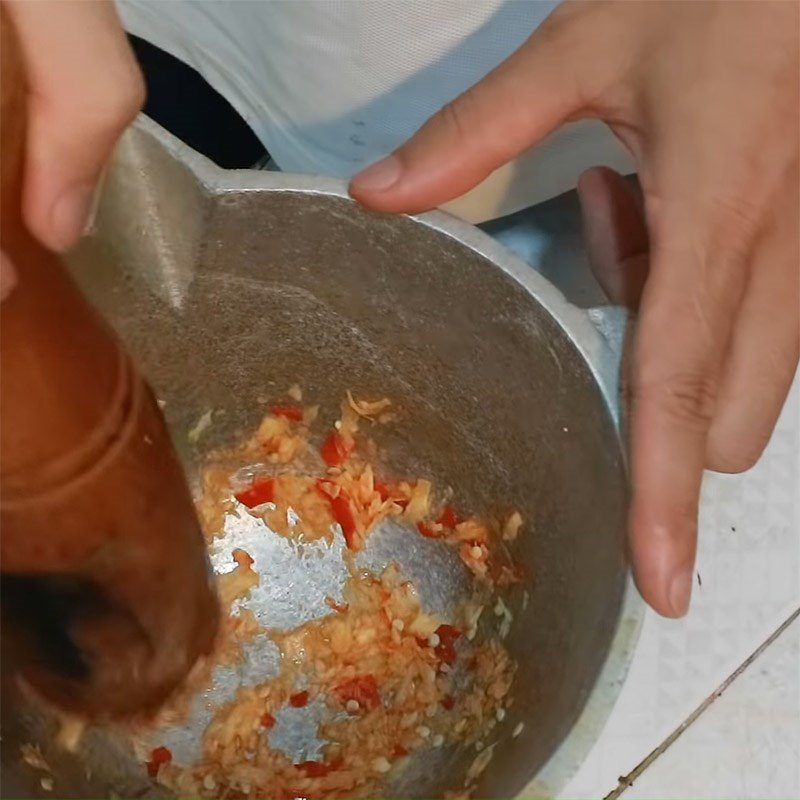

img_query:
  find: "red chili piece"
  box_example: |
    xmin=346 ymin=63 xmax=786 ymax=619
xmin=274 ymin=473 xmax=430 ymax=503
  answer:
xmin=289 ymin=690 xmax=309 ymax=708
xmin=434 ymin=624 xmax=461 ymax=665
xmin=417 ymin=521 xmax=439 ymax=539
xmin=260 ymin=712 xmax=276 ymax=729
xmin=296 ymin=757 xmax=344 ymax=777
xmin=316 ymin=480 xmax=358 ymax=550
xmin=146 ymin=746 xmax=172 ymax=778
xmin=437 ymin=506 xmax=460 ymax=529
xmin=270 ymin=404 xmax=304 ymax=421
xmin=235 ymin=477 xmax=275 ymax=508
xmin=333 ymin=674 xmax=381 ymax=711
xmin=440 ymin=694 xmax=455 ymax=710
xmin=333 ymin=494 xmax=359 ymax=549
xmin=393 ymin=744 xmax=409 ymax=758
xmin=320 ymin=431 xmax=353 ymax=466
xmin=315 ymin=481 xmax=359 ymax=550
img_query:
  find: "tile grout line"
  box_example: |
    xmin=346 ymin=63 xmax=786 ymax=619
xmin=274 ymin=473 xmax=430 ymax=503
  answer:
xmin=602 ymin=605 xmax=800 ymax=800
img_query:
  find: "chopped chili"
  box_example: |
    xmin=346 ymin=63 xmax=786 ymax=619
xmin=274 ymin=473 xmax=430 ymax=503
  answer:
xmin=434 ymin=624 xmax=461 ymax=665
xmin=440 ymin=694 xmax=455 ymax=710
xmin=393 ymin=744 xmax=409 ymax=758
xmin=289 ymin=690 xmax=309 ymax=708
xmin=315 ymin=481 xmax=359 ymax=549
xmin=374 ymin=481 xmax=391 ymax=501
xmin=437 ymin=505 xmax=460 ymax=529
xmin=331 ymin=493 xmax=358 ymax=549
xmin=235 ymin=477 xmax=275 ymax=508
xmin=417 ymin=521 xmax=439 ymax=539
xmin=331 ymin=492 xmax=356 ymax=536
xmin=146 ymin=746 xmax=172 ymax=778
xmin=333 ymin=674 xmax=381 ymax=711
xmin=320 ymin=431 xmax=353 ymax=466
xmin=260 ymin=712 xmax=276 ymax=729
xmin=296 ymin=757 xmax=344 ymax=777
xmin=270 ymin=404 xmax=304 ymax=421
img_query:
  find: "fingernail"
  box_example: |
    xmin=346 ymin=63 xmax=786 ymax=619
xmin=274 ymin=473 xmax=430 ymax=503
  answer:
xmin=351 ymin=155 xmax=402 ymax=192
xmin=668 ymin=569 xmax=692 ymax=617
xmin=49 ymin=183 xmax=95 ymax=251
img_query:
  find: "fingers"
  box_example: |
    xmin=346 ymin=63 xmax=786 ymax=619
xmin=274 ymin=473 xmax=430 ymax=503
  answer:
xmin=577 ymin=167 xmax=649 ymax=309
xmin=576 ymin=167 xmax=796 ymax=617
xmin=706 ymin=199 xmax=800 ymax=473
xmin=627 ymin=205 xmax=749 ymax=618
xmin=4 ymin=0 xmax=145 ymax=251
xmin=349 ymin=12 xmax=593 ymax=214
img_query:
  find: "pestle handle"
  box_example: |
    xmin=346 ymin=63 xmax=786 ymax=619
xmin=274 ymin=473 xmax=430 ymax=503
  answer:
xmin=0 ymin=7 xmax=219 ymax=718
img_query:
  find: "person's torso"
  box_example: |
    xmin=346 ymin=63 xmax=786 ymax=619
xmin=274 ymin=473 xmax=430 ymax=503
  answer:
xmin=117 ymin=0 xmax=634 ymax=222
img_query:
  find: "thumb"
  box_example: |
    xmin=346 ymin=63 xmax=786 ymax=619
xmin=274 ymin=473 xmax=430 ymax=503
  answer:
xmin=350 ymin=12 xmax=591 ymax=214
xmin=5 ymin=0 xmax=144 ymax=252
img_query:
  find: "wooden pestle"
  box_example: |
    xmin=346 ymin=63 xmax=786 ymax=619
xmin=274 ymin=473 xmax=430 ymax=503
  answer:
xmin=0 ymin=8 xmax=218 ymax=718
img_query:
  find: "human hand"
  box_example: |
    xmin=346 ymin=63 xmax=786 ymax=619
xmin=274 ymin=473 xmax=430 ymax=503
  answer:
xmin=2 ymin=0 xmax=143 ymax=254
xmin=350 ymin=0 xmax=800 ymax=618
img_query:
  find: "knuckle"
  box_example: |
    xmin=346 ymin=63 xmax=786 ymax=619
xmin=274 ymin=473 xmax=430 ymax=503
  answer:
xmin=74 ymin=63 xmax=145 ymax=138
xmin=105 ymin=68 xmax=146 ymax=128
xmin=437 ymin=89 xmax=513 ymax=165
xmin=437 ymin=93 xmax=477 ymax=145
xmin=634 ymin=370 xmax=719 ymax=431
xmin=706 ymin=191 xmax=762 ymax=245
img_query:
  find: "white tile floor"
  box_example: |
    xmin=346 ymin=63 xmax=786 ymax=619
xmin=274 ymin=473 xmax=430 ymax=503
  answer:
xmin=560 ymin=376 xmax=799 ymax=800
xmin=624 ymin=613 xmax=799 ymax=800
xmin=485 ymin=194 xmax=800 ymax=799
